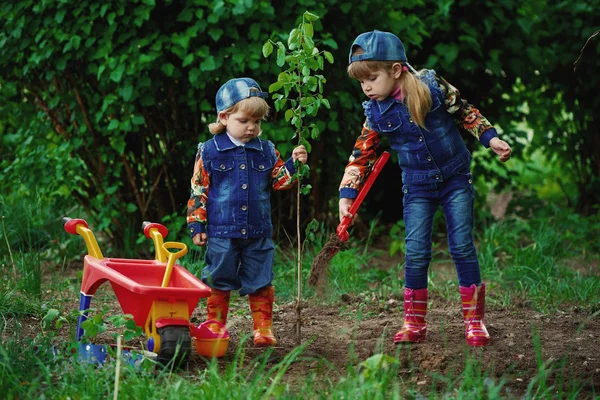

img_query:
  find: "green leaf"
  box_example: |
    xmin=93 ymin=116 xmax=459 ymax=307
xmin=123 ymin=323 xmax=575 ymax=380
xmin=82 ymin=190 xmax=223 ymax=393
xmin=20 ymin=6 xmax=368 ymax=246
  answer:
xmin=110 ymin=64 xmax=125 ymax=82
xmin=56 ymin=58 xmax=67 ymax=71
xmin=161 ymin=63 xmax=175 ymax=76
xmin=302 ymin=35 xmax=315 ymax=53
xmin=183 ymin=53 xmax=194 ymax=67
xmin=303 ymin=23 xmax=314 ymax=39
xmin=288 ymin=28 xmax=301 ymax=50
xmin=285 ymin=109 xmax=293 ymax=122
xmin=276 ymin=48 xmax=285 ymax=67
xmin=208 ymin=28 xmax=224 ymax=41
xmin=200 ymin=56 xmax=216 ymax=71
xmin=177 ymin=7 xmax=193 ymax=22
xmin=42 ymin=309 xmax=61 ymax=328
xmin=55 ymin=10 xmax=67 ymax=23
xmin=262 ymin=41 xmax=273 ymax=58
xmin=108 ymin=119 xmax=119 ymax=130
xmin=269 ymin=81 xmax=283 ymax=92
xmin=132 ymin=115 xmax=145 ymax=125
xmin=303 ymin=11 xmax=319 ymax=21
xmin=324 ymin=51 xmax=334 ymax=64
xmin=121 ymin=85 xmax=133 ymax=101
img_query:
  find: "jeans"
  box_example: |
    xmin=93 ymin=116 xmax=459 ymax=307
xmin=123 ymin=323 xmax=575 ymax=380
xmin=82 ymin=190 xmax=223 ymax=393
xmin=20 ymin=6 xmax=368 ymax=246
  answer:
xmin=402 ymin=172 xmax=481 ymax=289
xmin=202 ymin=237 xmax=275 ymax=296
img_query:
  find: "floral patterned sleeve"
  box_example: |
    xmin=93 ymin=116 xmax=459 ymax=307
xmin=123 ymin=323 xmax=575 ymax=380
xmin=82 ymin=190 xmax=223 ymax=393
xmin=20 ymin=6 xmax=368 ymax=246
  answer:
xmin=271 ymin=149 xmax=296 ymax=191
xmin=186 ymin=145 xmax=209 ymax=233
xmin=339 ymin=122 xmax=381 ymax=199
xmin=435 ymin=74 xmax=498 ymax=147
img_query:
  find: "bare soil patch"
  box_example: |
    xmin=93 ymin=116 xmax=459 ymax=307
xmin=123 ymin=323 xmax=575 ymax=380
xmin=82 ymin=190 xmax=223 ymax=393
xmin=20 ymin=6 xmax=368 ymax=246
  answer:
xmin=7 ymin=272 xmax=600 ymax=398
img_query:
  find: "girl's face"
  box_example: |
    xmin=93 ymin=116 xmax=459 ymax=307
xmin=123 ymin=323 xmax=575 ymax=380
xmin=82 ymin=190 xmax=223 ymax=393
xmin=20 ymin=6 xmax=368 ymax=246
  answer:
xmin=220 ymin=111 xmax=263 ymax=143
xmin=357 ymin=67 xmax=402 ymax=101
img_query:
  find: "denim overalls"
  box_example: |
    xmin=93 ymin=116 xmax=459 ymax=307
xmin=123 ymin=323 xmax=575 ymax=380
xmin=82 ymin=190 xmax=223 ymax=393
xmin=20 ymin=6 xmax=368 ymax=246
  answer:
xmin=365 ymin=71 xmax=481 ymax=289
xmin=197 ymin=134 xmax=286 ymax=295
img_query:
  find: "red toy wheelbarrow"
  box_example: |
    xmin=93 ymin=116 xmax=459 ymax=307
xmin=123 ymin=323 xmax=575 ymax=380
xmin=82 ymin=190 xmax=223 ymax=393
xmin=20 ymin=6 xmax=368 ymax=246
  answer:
xmin=63 ymin=217 xmax=212 ymax=366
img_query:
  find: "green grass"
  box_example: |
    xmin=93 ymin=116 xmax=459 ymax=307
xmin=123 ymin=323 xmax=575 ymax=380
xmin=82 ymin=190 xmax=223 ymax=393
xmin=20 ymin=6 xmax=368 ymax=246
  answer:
xmin=0 ymin=327 xmax=592 ymax=399
xmin=1 ymin=196 xmax=598 ymax=398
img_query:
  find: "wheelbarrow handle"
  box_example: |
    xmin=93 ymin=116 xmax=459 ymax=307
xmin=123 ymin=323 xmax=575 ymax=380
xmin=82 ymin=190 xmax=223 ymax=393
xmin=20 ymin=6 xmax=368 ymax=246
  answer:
xmin=336 ymin=151 xmax=391 ymax=241
xmin=160 ymin=242 xmax=188 ymax=287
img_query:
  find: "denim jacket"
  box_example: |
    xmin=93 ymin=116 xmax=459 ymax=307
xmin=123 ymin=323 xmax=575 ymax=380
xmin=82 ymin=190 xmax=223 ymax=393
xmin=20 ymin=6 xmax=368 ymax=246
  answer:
xmin=340 ymin=70 xmax=498 ymax=198
xmin=187 ymin=133 xmax=296 ymax=239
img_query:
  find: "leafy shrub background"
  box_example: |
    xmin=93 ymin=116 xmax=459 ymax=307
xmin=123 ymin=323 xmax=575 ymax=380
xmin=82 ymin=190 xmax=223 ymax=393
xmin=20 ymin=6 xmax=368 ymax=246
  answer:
xmin=1 ymin=0 xmax=598 ymax=250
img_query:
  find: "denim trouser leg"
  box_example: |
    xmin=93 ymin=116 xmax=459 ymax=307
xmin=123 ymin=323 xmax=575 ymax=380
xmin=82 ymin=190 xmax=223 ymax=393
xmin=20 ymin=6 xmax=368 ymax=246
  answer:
xmin=402 ymin=173 xmax=482 ymax=289
xmin=203 ymin=238 xmax=242 ymax=291
xmin=203 ymin=237 xmax=275 ymax=296
xmin=440 ymin=177 xmax=481 ymax=287
xmin=238 ymin=238 xmax=275 ymax=296
xmin=403 ymin=186 xmax=437 ymax=290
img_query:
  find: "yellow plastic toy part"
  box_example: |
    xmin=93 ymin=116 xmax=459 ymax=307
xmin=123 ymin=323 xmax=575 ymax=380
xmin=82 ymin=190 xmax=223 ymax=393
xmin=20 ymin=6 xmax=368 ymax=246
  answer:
xmin=75 ymin=224 xmax=104 ymax=260
xmin=144 ymin=300 xmax=190 ymax=352
xmin=147 ymin=228 xmax=168 ymax=263
xmin=161 ymin=242 xmax=188 ymax=287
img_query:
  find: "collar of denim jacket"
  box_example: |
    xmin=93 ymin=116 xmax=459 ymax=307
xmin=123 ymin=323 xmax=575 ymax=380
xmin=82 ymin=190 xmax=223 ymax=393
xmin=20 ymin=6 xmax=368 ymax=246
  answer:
xmin=214 ymin=132 xmax=263 ymax=152
xmin=375 ymin=96 xmax=399 ymax=115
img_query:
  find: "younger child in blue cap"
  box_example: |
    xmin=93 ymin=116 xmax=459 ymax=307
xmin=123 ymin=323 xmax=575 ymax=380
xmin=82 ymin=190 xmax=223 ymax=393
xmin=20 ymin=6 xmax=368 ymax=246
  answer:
xmin=187 ymin=77 xmax=307 ymax=346
xmin=339 ymin=30 xmax=512 ymax=346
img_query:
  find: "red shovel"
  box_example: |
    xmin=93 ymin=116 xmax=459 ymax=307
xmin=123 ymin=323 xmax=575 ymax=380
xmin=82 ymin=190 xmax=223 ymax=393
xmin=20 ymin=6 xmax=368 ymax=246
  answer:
xmin=308 ymin=151 xmax=390 ymax=291
xmin=336 ymin=151 xmax=391 ymax=241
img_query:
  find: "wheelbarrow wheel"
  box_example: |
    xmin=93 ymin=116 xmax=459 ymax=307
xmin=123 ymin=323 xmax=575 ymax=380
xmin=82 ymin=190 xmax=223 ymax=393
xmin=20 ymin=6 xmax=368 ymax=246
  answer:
xmin=157 ymin=326 xmax=191 ymax=367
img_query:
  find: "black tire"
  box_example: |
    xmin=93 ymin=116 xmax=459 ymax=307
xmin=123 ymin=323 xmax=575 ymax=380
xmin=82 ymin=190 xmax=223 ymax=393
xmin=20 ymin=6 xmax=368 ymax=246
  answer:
xmin=156 ymin=326 xmax=191 ymax=368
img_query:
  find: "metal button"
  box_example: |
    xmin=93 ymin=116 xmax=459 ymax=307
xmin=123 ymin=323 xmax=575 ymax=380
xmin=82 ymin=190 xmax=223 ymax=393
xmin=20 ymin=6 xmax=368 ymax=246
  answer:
xmin=387 ymin=122 xmax=392 ymax=128
xmin=403 ymin=188 xmax=408 ymax=193
xmin=468 ymin=179 xmax=472 ymax=184
xmin=241 ymin=184 xmax=248 ymax=190
xmin=241 ymin=229 xmax=247 ymax=235
xmin=241 ymin=205 xmax=247 ymax=211
xmin=259 ymin=165 xmax=265 ymax=170
xmin=220 ymin=164 xmax=226 ymax=170
xmin=427 ymin=156 xmax=432 ymax=162
xmin=418 ymin=136 xmax=423 ymax=142
xmin=435 ymin=175 xmax=440 ymax=180
xmin=240 ymin=164 xmax=246 ymax=170
xmin=409 ymin=118 xmax=414 ymax=123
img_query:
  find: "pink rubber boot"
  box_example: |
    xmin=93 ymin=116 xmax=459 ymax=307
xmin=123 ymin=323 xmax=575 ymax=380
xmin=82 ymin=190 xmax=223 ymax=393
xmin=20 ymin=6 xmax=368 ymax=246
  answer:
xmin=394 ymin=288 xmax=428 ymax=343
xmin=460 ymin=283 xmax=490 ymax=346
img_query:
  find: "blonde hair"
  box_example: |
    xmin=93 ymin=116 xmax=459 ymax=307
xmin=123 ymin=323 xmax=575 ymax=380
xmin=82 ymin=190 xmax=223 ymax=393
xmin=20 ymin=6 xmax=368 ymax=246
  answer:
xmin=348 ymin=55 xmax=432 ymax=128
xmin=208 ymin=90 xmax=270 ymax=134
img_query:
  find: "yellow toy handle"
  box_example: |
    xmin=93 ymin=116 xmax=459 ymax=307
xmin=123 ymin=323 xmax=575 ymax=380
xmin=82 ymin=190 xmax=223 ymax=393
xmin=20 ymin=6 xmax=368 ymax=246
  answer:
xmin=62 ymin=217 xmax=104 ymax=260
xmin=160 ymin=242 xmax=188 ymax=287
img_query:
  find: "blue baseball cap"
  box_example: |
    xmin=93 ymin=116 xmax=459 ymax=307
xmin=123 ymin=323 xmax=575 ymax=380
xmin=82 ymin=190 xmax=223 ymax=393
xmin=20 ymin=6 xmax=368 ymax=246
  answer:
xmin=349 ymin=30 xmax=408 ymax=64
xmin=215 ymin=78 xmax=268 ymax=113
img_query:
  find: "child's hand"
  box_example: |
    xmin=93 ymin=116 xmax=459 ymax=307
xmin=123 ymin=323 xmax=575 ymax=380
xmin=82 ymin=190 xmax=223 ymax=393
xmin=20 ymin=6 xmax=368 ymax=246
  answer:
xmin=339 ymin=198 xmax=355 ymax=223
xmin=292 ymin=145 xmax=308 ymax=164
xmin=489 ymin=137 xmax=512 ymax=162
xmin=192 ymin=233 xmax=207 ymax=246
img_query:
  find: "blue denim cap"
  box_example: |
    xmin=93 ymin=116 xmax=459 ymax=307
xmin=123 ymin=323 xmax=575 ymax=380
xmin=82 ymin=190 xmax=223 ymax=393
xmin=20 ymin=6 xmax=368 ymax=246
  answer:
xmin=216 ymin=78 xmax=268 ymax=113
xmin=349 ymin=30 xmax=408 ymax=64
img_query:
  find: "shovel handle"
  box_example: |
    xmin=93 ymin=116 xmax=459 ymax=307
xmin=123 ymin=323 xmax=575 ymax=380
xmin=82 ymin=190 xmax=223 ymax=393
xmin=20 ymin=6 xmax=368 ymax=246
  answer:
xmin=336 ymin=151 xmax=390 ymax=241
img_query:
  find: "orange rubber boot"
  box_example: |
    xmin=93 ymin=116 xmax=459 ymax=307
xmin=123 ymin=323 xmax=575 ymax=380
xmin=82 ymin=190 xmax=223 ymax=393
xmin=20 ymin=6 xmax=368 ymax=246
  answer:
xmin=460 ymin=283 xmax=490 ymax=346
xmin=394 ymin=288 xmax=428 ymax=344
xmin=248 ymin=286 xmax=277 ymax=347
xmin=206 ymin=288 xmax=231 ymax=335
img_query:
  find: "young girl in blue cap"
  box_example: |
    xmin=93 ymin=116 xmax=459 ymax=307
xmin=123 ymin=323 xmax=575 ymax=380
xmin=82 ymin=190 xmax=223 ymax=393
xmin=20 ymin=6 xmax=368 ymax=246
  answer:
xmin=187 ymin=77 xmax=307 ymax=346
xmin=339 ymin=30 xmax=511 ymax=346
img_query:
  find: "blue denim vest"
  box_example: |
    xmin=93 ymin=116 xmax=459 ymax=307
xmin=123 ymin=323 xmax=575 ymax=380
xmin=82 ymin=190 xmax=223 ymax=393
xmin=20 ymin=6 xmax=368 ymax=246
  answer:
xmin=200 ymin=134 xmax=279 ymax=238
xmin=365 ymin=70 xmax=471 ymax=184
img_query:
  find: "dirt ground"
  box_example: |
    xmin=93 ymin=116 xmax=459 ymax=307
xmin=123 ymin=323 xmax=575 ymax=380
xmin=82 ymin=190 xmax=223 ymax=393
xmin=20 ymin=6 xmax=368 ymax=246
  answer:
xmin=205 ymin=293 xmax=600 ymax=398
xmin=8 ymin=270 xmax=600 ymax=398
